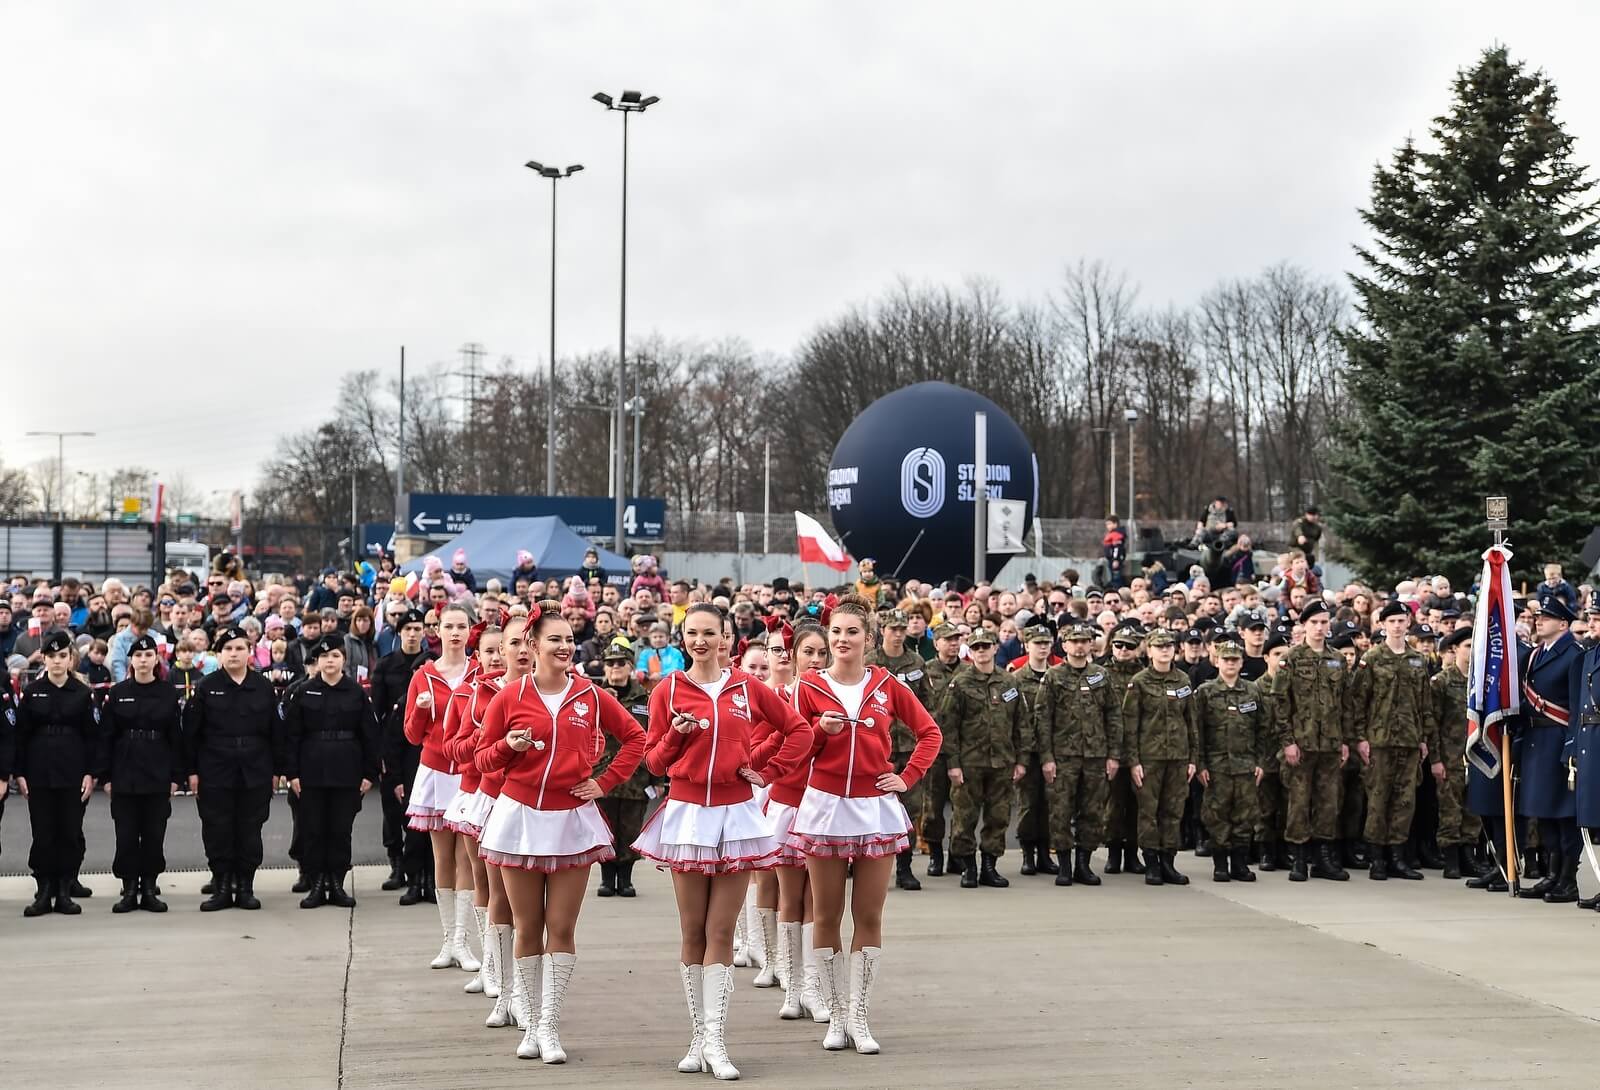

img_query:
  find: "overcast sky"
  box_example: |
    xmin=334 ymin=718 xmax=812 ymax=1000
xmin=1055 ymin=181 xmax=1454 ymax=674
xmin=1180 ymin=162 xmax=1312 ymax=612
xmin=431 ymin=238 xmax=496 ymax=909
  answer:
xmin=6 ymin=3 xmax=1600 ymax=509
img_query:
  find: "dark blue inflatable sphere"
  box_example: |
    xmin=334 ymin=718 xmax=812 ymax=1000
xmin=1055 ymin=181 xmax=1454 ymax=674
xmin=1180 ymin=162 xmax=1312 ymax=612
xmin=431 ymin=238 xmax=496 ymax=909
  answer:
xmin=826 ymin=382 xmax=1037 ymax=584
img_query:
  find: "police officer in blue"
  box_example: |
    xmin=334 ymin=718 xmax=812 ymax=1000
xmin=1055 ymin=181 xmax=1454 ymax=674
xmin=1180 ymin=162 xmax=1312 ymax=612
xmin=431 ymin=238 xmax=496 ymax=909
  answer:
xmin=1514 ymin=597 xmax=1584 ymax=903
xmin=1571 ymin=639 xmax=1600 ymax=910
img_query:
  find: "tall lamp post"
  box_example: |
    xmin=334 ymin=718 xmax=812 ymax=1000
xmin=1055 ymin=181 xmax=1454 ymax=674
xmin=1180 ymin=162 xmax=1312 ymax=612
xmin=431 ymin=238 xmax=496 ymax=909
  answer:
xmin=525 ymin=160 xmax=584 ymax=496
xmin=1123 ymin=407 xmax=1139 ymax=541
xmin=593 ymin=89 xmax=659 ymax=553
xmin=26 ymin=430 xmax=95 ymax=521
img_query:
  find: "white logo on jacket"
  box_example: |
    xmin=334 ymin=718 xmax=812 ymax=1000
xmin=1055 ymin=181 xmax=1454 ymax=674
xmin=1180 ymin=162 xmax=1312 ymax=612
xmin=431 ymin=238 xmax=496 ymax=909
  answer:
xmin=574 ymin=700 xmax=590 ymax=717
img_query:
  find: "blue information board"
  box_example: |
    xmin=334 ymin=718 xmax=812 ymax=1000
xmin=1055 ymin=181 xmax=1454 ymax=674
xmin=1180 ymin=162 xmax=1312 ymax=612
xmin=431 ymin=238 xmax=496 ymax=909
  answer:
xmin=405 ymin=494 xmax=667 ymax=541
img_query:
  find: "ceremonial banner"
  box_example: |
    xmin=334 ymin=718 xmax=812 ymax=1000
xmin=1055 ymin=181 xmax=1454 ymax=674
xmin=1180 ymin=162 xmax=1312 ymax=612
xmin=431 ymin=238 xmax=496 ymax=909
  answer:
xmin=1466 ymin=543 xmax=1520 ymax=777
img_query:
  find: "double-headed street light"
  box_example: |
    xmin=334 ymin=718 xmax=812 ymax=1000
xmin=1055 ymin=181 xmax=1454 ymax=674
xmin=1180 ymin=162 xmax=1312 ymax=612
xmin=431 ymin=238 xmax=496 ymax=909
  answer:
xmin=525 ymin=160 xmax=584 ymax=496
xmin=593 ymin=89 xmax=659 ymax=553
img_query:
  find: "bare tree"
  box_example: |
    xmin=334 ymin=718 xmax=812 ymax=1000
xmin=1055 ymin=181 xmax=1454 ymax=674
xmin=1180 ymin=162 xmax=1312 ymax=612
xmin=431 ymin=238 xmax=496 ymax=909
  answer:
xmin=1055 ymin=260 xmax=1137 ymax=516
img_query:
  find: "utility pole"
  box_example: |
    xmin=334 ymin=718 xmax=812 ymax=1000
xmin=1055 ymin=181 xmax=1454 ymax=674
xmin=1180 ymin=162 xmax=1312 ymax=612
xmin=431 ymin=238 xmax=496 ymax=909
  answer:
xmin=26 ymin=430 xmax=95 ymax=521
xmin=395 ymin=346 xmax=406 ymax=540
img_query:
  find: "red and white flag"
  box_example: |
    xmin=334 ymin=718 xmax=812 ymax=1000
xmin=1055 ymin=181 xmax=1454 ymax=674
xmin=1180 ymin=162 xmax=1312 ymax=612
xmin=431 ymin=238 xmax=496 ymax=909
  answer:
xmin=795 ymin=511 xmax=851 ymax=572
xmin=149 ymin=479 xmax=166 ymax=524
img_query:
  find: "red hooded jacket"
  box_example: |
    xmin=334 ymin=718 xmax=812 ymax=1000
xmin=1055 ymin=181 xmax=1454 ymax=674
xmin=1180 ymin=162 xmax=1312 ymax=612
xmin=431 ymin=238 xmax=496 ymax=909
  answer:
xmin=404 ymin=658 xmax=480 ymax=774
xmin=793 ymin=666 xmax=942 ymax=799
xmin=643 ymin=669 xmax=813 ymax=807
xmin=442 ymin=669 xmax=503 ymax=795
xmin=475 ymin=675 xmax=644 ymax=812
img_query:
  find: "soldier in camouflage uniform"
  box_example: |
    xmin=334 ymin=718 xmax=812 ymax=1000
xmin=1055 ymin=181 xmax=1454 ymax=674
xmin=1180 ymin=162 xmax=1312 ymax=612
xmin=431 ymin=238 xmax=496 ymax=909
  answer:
xmin=594 ymin=643 xmax=656 ymax=898
xmin=1101 ymin=624 xmax=1148 ymax=876
xmin=920 ymin=622 xmax=965 ymax=877
xmin=866 ymin=608 xmax=932 ymax=891
xmin=1038 ymin=622 xmax=1121 ymax=887
xmin=1331 ymin=629 xmax=1369 ymax=870
xmin=1197 ymin=639 xmax=1266 ymax=882
xmin=1273 ymin=601 xmax=1351 ymax=883
xmin=1429 ymin=627 xmax=1476 ymax=880
xmin=1123 ymin=629 xmax=1199 ymax=886
xmin=1010 ymin=624 xmax=1059 ymax=877
xmin=1350 ymin=600 xmax=1438 ymax=881
xmin=938 ymin=627 xmax=1026 ymax=889
xmin=1254 ymin=635 xmax=1291 ymax=871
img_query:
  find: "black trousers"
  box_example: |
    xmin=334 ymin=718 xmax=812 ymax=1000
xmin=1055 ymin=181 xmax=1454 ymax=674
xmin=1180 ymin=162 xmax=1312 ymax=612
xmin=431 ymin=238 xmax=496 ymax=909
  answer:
xmin=598 ymin=797 xmax=647 ymax=864
xmin=111 ymin=791 xmax=171 ymax=879
xmin=380 ymin=775 xmax=406 ymax=858
xmin=286 ymin=786 xmax=302 ymax=866
xmin=28 ymin=786 xmax=86 ymax=878
xmin=298 ymin=786 xmax=362 ymax=877
xmin=197 ymin=782 xmax=272 ymax=876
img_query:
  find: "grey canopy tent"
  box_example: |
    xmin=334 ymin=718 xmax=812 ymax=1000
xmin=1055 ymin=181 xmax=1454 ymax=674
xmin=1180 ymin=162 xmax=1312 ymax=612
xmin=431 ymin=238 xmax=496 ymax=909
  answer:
xmin=399 ymin=517 xmax=631 ymax=587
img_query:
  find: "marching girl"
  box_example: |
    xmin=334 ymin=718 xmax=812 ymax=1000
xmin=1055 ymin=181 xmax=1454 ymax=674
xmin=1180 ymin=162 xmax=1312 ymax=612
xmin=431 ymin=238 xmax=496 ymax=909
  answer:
xmin=765 ymin=620 xmax=833 ymax=1021
xmin=733 ymin=641 xmax=771 ymax=974
xmin=475 ymin=604 xmax=645 ymax=1064
xmin=633 ymin=603 xmax=814 ymax=1081
xmin=441 ymin=626 xmax=503 ymax=999
xmin=403 ymin=603 xmax=481 ymax=973
xmin=790 ymin=595 xmax=942 ymax=1055
xmin=744 ymin=632 xmax=788 ymax=988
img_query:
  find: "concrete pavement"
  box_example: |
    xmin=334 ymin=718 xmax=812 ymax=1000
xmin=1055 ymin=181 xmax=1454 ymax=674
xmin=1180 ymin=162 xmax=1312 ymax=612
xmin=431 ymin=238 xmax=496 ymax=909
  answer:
xmin=6 ymin=855 xmax=1599 ymax=1088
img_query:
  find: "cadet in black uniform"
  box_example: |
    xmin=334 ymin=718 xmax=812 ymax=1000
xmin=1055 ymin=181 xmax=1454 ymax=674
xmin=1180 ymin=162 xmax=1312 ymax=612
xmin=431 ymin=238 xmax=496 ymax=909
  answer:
xmin=283 ymin=636 xmax=380 ymax=909
xmin=594 ymin=641 xmax=655 ymax=898
xmin=184 ymin=625 xmax=283 ymax=911
xmin=17 ymin=630 xmax=99 ymax=916
xmin=370 ymin=609 xmax=433 ymax=903
xmin=101 ymin=633 xmax=184 ymax=913
xmin=0 ymin=680 xmax=15 ymax=867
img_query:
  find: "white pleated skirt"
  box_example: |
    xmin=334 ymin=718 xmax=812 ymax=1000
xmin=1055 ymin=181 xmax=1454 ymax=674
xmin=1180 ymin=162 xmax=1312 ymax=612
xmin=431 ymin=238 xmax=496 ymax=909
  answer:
xmin=763 ymin=799 xmax=806 ymax=867
xmin=406 ymin=765 xmax=461 ymax=832
xmin=786 ymin=786 xmax=911 ymax=860
xmin=633 ymin=796 xmax=783 ymax=875
xmin=443 ymin=788 xmax=494 ymax=839
xmin=478 ymin=795 xmax=614 ymax=872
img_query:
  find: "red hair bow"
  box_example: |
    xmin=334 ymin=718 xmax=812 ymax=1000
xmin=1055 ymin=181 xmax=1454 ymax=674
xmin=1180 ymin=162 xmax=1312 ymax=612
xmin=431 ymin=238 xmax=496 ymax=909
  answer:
xmin=762 ymin=614 xmax=794 ymax=651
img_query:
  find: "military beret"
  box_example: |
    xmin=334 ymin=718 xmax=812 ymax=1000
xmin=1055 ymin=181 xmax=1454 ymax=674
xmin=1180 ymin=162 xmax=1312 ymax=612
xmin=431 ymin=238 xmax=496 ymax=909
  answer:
xmin=129 ymin=634 xmax=159 ymax=655
xmin=311 ymin=635 xmax=345 ymax=660
xmin=966 ymin=627 xmax=998 ymax=648
xmin=401 ymin=608 xmax=428 ymax=628
xmin=1536 ymin=597 xmax=1577 ymax=623
xmin=1022 ymin=624 xmax=1054 ymax=644
xmin=878 ymin=608 xmax=909 ymax=628
xmin=1438 ymin=607 xmax=1461 ymax=620
xmin=1264 ymin=633 xmax=1290 ymax=653
xmin=1214 ymin=639 xmax=1244 ymax=659
xmin=1409 ymin=622 xmax=1435 ymax=639
xmin=1439 ymin=627 xmax=1473 ymax=650
xmin=1145 ymin=629 xmax=1176 ymax=648
xmin=214 ymin=625 xmax=250 ymax=650
xmin=932 ymin=621 xmax=960 ymax=639
xmin=41 ymin=630 xmax=73 ymax=655
xmin=1182 ymin=627 xmax=1203 ymax=644
xmin=1299 ymin=600 xmax=1330 ymax=622
xmin=1328 ymin=631 xmax=1354 ymax=650
xmin=1378 ymin=600 xmax=1410 ymax=621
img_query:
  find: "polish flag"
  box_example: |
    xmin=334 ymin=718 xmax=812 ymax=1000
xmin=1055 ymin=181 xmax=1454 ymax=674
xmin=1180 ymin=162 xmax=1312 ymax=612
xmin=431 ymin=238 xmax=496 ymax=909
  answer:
xmin=795 ymin=511 xmax=851 ymax=572
xmin=149 ymin=479 xmax=166 ymax=524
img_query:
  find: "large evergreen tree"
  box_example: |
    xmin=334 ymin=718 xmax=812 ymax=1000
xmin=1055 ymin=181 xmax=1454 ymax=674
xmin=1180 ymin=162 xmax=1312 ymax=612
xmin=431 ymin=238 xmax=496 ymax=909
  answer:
xmin=1332 ymin=46 xmax=1600 ymax=587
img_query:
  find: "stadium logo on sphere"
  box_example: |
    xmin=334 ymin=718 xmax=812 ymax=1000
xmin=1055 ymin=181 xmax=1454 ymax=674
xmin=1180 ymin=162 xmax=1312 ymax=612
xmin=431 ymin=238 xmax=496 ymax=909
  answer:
xmin=900 ymin=447 xmax=945 ymax=518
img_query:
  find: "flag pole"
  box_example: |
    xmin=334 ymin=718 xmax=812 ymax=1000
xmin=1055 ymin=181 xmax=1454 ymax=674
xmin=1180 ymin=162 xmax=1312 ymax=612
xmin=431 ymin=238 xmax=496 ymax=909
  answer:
xmin=1486 ymin=496 xmax=1517 ymax=895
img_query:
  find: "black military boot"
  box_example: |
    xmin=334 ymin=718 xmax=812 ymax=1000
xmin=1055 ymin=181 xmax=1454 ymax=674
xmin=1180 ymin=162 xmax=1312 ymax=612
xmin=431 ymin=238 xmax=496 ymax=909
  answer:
xmin=1418 ymin=837 xmax=1445 ymax=870
xmin=1195 ymin=833 xmax=1213 ymax=859
xmin=1072 ymin=848 xmax=1101 ymax=886
xmin=68 ymin=873 xmax=93 ymax=899
xmin=201 ymin=877 xmax=214 ymax=895
xmin=1522 ymin=849 xmax=1546 ymax=881
xmin=1386 ymin=845 xmax=1422 ymax=880
xmin=1125 ymin=846 xmax=1147 ymax=876
xmin=1143 ymin=849 xmax=1164 ymax=886
xmin=1019 ymin=844 xmax=1037 ymax=876
xmin=1103 ymin=843 xmax=1123 ymax=875
xmin=1159 ymin=850 xmax=1189 ymax=886
xmin=1543 ymin=856 xmax=1579 ymax=904
xmin=1442 ymin=845 xmax=1462 ymax=880
xmin=1056 ymin=850 xmax=1074 ymax=887
xmin=421 ymin=872 xmax=437 ymax=904
xmin=23 ymin=877 xmax=55 ymax=918
xmin=1229 ymin=846 xmax=1256 ymax=882
xmin=326 ymin=873 xmax=357 ymax=909
xmin=597 ymin=861 xmax=618 ymax=897
xmin=299 ymin=873 xmax=328 ymax=909
xmin=398 ymin=868 xmax=424 ymax=906
xmin=616 ymin=860 xmax=638 ymax=897
xmin=53 ymin=880 xmax=82 ymax=915
xmin=1465 ymin=863 xmax=1504 ymax=890
xmin=1288 ymin=844 xmax=1309 ymax=883
xmin=1258 ymin=841 xmax=1278 ymax=872
xmin=895 ymin=851 xmax=923 ymax=891
xmin=926 ymin=842 xmax=945 ymax=877
xmin=1313 ymin=841 xmax=1349 ymax=881
xmin=291 ymin=868 xmax=311 ymax=894
xmin=113 ymin=878 xmax=140 ymax=914
xmin=1035 ymin=848 xmax=1059 ymax=876
xmin=140 ymin=875 xmax=168 ymax=913
xmin=381 ymin=855 xmax=406 ymax=891
xmin=1211 ymin=852 xmax=1230 ymax=882
xmin=200 ymin=871 xmax=234 ymax=911
xmin=960 ymin=855 xmax=979 ymax=889
xmin=1369 ymin=848 xmax=1388 ymax=880
xmin=1339 ymin=840 xmax=1360 ymax=869
xmin=1577 ymin=885 xmax=1600 ymax=910
xmin=978 ymin=854 xmax=1010 ymax=888
xmin=1518 ymin=863 xmax=1558 ymax=899
xmin=235 ymin=871 xmax=262 ymax=910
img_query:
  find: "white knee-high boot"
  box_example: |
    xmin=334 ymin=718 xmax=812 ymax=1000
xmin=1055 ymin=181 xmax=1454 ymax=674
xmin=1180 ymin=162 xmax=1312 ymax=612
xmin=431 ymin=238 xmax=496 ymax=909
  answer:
xmin=701 ymin=964 xmax=740 ymax=1080
xmin=537 ymin=952 xmax=576 ymax=1064
xmin=800 ymin=923 xmax=829 ymax=1022
xmin=466 ymin=905 xmax=491 ymax=993
xmin=815 ymin=947 xmax=847 ymax=1050
xmin=677 ymin=963 xmax=707 ymax=1072
xmin=431 ymin=888 xmax=458 ymax=968
xmin=453 ymin=890 xmax=481 ymax=972
xmin=847 ymin=947 xmax=881 ymax=1054
xmin=732 ymin=906 xmax=750 ymax=967
xmin=485 ymin=925 xmax=518 ymax=1027
xmin=513 ymin=954 xmax=543 ymax=1059
xmin=752 ymin=908 xmax=779 ymax=986
xmin=777 ymin=921 xmax=804 ymax=1019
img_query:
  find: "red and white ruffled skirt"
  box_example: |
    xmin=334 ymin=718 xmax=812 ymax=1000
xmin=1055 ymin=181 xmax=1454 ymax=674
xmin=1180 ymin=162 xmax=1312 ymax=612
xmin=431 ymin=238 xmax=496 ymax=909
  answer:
xmin=763 ymin=799 xmax=806 ymax=866
xmin=478 ymin=796 xmax=614 ymax=872
xmin=443 ymin=787 xmax=494 ymax=838
xmin=406 ymin=765 xmax=461 ymax=832
xmin=786 ymin=787 xmax=911 ymax=860
xmin=633 ymin=796 xmax=783 ymax=875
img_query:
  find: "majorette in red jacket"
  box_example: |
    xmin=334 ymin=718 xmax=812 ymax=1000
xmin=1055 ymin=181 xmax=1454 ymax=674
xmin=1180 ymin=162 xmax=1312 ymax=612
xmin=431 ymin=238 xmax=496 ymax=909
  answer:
xmin=404 ymin=659 xmax=481 ymax=774
xmin=762 ymin=683 xmax=815 ymax=809
xmin=475 ymin=675 xmax=645 ymax=812
xmin=642 ymin=669 xmax=813 ymax=808
xmin=793 ymin=666 xmax=942 ymax=799
xmin=442 ymin=670 xmax=503 ymax=795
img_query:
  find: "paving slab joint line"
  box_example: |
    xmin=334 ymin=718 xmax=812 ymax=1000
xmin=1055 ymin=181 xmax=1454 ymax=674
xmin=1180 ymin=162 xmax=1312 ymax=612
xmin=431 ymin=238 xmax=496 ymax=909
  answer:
xmin=336 ymin=871 xmax=358 ymax=1089
xmin=1191 ymin=883 xmax=1600 ymax=1026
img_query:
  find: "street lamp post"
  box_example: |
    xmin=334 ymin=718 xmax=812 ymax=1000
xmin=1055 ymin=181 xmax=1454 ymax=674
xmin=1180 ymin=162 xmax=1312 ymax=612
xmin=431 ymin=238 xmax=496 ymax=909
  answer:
xmin=525 ymin=160 xmax=584 ymax=496
xmin=26 ymin=430 xmax=95 ymax=521
xmin=593 ymin=89 xmax=659 ymax=553
xmin=1123 ymin=408 xmax=1139 ymax=540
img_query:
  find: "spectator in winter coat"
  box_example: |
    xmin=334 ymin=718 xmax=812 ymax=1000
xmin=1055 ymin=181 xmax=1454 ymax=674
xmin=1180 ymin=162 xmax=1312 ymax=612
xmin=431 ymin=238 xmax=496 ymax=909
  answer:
xmin=1223 ymin=534 xmax=1256 ymax=585
xmin=576 ymin=548 xmax=605 ymax=587
xmin=448 ymin=547 xmax=477 ymax=592
xmin=630 ymin=554 xmax=667 ymax=599
xmin=1103 ymin=516 xmax=1128 ymax=590
xmin=635 ymin=622 xmax=685 ymax=680
xmin=1536 ymin=562 xmax=1580 ymax=615
xmin=307 ymin=567 xmax=340 ymax=613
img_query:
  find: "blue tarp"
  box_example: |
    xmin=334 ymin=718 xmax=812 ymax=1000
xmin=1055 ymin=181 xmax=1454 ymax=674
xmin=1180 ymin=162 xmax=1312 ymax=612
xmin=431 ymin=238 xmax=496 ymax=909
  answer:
xmin=399 ymin=517 xmax=631 ymax=587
